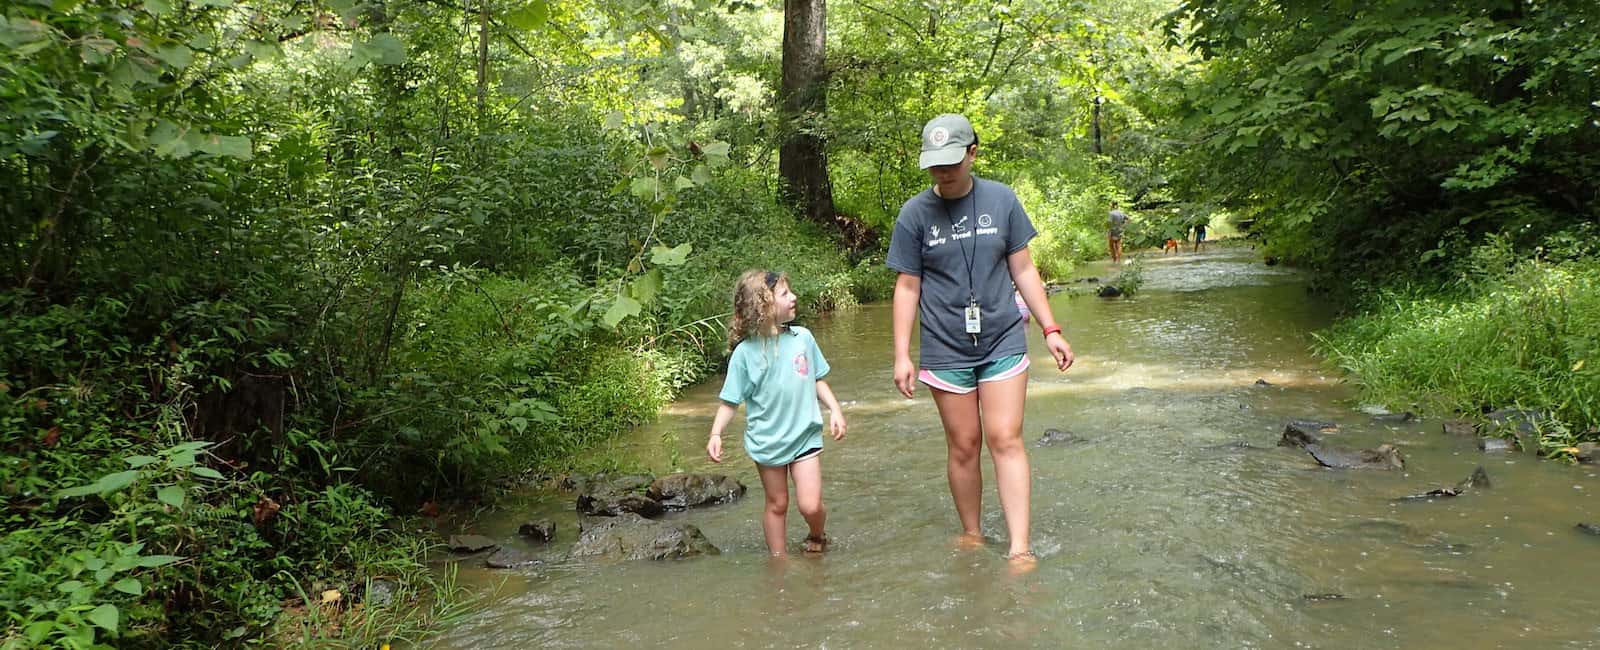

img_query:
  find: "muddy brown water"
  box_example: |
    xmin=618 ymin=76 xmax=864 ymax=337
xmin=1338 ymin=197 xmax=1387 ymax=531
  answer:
xmin=431 ymin=247 xmax=1600 ymax=649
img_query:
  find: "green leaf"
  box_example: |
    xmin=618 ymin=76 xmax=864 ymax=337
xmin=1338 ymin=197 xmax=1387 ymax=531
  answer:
xmin=24 ymin=621 xmax=51 ymax=643
xmin=87 ymin=604 xmax=118 ymax=633
xmin=650 ymin=243 xmax=692 ymax=266
xmin=125 ymin=455 xmax=159 ymax=468
xmin=601 ymin=296 xmax=642 ymax=329
xmin=701 ymin=141 xmax=731 ymax=167
xmin=199 ymin=134 xmax=253 ymax=160
xmin=646 ymin=145 xmax=671 ymax=171
xmin=603 ymin=111 xmax=625 ymax=130
xmin=189 ymin=466 xmax=224 ymax=480
xmin=244 ymin=40 xmax=280 ymax=63
xmin=56 ymin=470 xmax=141 ymax=498
xmin=629 ymin=177 xmax=658 ymax=200
xmin=506 ymin=1 xmax=549 ymax=30
xmin=690 ymin=164 xmax=711 ymax=186
xmin=359 ymin=34 xmax=407 ymax=66
xmin=155 ymin=44 xmax=193 ymax=70
xmin=156 ymin=485 xmax=185 ymax=508
xmin=149 ymin=120 xmax=194 ymax=157
xmin=629 ymin=269 xmax=664 ymax=304
xmin=136 ymin=554 xmax=181 ymax=568
xmin=112 ymin=578 xmax=143 ymax=596
xmin=57 ymin=580 xmax=85 ymax=593
xmin=673 ymin=175 xmax=694 ymax=191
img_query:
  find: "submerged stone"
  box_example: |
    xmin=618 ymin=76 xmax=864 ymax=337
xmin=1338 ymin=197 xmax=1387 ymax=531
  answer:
xmin=1305 ymin=443 xmax=1404 ymax=470
xmin=1577 ymin=523 xmax=1600 ymax=537
xmin=1477 ymin=437 xmax=1513 ymax=453
xmin=1036 ymin=428 xmax=1088 ymax=446
xmin=447 ymin=534 xmax=499 ymax=553
xmin=519 ymin=519 xmax=556 ymax=543
xmin=485 ymin=547 xmax=541 ymax=569
xmin=1096 ymin=285 xmax=1123 ymax=298
xmin=1280 ymin=420 xmax=1338 ymax=449
xmin=1397 ymin=466 xmax=1489 ymax=501
xmin=576 ymin=492 xmax=665 ymax=518
xmin=1442 ymin=419 xmax=1475 ymax=437
xmin=647 ymin=473 xmax=746 ymax=510
xmin=569 ymin=513 xmax=719 ymax=561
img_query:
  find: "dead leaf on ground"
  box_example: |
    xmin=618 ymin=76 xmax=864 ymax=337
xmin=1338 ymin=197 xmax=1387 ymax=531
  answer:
xmin=252 ymin=496 xmax=281 ymax=526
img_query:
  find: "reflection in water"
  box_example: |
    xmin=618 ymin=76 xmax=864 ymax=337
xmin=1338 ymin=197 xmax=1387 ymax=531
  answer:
xmin=431 ymin=248 xmax=1600 ymax=649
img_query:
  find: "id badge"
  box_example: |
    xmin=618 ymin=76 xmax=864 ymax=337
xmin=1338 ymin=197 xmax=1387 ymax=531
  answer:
xmin=964 ymin=303 xmax=982 ymax=334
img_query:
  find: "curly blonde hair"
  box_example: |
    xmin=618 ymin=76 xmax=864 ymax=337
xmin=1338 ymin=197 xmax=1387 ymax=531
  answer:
xmin=727 ymin=270 xmax=788 ymax=351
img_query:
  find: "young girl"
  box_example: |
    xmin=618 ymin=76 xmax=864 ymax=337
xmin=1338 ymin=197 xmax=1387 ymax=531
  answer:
xmin=707 ymin=270 xmax=847 ymax=556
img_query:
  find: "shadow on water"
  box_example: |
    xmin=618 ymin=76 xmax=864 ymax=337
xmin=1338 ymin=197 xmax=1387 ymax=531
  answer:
xmin=430 ymin=246 xmax=1600 ymax=649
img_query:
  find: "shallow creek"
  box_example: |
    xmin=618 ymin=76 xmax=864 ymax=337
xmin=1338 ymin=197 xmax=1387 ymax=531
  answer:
xmin=431 ymin=247 xmax=1600 ymax=649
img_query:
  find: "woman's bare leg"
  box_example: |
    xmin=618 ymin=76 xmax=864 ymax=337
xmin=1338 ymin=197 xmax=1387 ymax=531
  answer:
xmin=930 ymin=387 xmax=984 ymax=537
xmin=977 ymin=372 xmax=1031 ymax=557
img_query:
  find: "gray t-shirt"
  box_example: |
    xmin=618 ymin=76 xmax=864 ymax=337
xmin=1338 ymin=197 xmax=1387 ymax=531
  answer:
xmin=886 ymin=177 xmax=1037 ymax=370
xmin=1108 ymin=209 xmax=1128 ymax=236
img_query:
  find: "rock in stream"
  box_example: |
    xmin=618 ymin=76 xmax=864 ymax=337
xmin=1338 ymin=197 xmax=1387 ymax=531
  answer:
xmin=568 ymin=513 xmax=719 ymax=561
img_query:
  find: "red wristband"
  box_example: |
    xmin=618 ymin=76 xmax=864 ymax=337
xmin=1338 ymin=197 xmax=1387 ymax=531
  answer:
xmin=1042 ymin=325 xmax=1062 ymax=337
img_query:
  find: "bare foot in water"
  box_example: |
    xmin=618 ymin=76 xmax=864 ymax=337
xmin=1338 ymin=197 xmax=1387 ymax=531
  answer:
xmin=955 ymin=532 xmax=986 ymax=550
xmin=1006 ymin=550 xmax=1038 ymax=575
xmin=802 ymin=535 xmax=830 ymax=555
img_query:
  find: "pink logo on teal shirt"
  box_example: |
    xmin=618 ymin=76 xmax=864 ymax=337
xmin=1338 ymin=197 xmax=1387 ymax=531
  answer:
xmin=793 ymin=353 xmax=808 ymax=376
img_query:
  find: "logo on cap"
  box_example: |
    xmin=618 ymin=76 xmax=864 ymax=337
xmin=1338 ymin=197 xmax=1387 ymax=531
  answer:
xmin=929 ymin=127 xmax=950 ymax=147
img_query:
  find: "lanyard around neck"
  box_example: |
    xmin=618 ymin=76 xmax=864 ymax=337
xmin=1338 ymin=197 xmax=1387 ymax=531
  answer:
xmin=940 ymin=177 xmax=979 ymax=304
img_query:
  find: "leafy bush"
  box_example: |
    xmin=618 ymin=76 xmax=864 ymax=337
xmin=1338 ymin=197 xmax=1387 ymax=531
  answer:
xmin=1318 ymin=244 xmax=1600 ymax=452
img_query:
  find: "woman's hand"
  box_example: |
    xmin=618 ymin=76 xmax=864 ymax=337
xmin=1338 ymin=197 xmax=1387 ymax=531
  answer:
xmin=1046 ymin=332 xmax=1075 ymax=371
xmin=707 ymin=434 xmax=723 ymax=463
xmin=893 ymin=355 xmax=917 ymax=399
xmin=829 ymin=411 xmax=847 ymax=440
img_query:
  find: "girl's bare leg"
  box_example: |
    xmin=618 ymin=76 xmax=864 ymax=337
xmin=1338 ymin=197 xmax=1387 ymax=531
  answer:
xmin=930 ymin=387 xmax=984 ymax=538
xmin=789 ymin=456 xmax=827 ymax=551
xmin=977 ymin=372 xmax=1031 ymax=558
xmin=756 ymin=463 xmax=791 ymax=556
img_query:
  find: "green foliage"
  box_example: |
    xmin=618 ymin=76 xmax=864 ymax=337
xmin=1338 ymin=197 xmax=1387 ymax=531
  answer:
xmin=1318 ymin=240 xmax=1600 ymax=449
xmin=1 ymin=0 xmax=1186 ymax=645
xmin=1161 ymin=0 xmax=1600 ymax=279
xmin=1110 ymin=255 xmax=1147 ymax=296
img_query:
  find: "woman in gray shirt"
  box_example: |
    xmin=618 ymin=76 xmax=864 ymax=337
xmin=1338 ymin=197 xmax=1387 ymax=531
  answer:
xmin=887 ymin=114 xmax=1076 ymax=568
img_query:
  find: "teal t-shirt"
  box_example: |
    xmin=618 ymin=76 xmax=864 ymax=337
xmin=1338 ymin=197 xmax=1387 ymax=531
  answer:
xmin=718 ymin=326 xmax=831 ymax=466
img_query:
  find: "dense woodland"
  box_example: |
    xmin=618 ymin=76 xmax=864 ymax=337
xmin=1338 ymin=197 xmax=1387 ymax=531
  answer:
xmin=2 ymin=0 xmax=1596 ymax=646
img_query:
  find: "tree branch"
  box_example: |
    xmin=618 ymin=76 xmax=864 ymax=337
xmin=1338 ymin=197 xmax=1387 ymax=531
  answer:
xmin=856 ymin=1 xmax=923 ymax=41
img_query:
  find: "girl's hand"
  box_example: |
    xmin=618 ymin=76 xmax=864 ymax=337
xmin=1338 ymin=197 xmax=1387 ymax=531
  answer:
xmin=707 ymin=435 xmax=723 ymax=463
xmin=893 ymin=356 xmax=917 ymax=399
xmin=829 ymin=411 xmax=847 ymax=440
xmin=1046 ymin=332 xmax=1075 ymax=371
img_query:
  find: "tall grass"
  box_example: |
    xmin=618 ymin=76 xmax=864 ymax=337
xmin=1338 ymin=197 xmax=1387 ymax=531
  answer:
xmin=1317 ymin=257 xmax=1600 ymax=450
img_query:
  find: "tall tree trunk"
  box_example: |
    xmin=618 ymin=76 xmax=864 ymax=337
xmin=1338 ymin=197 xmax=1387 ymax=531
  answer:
xmin=778 ymin=0 xmax=837 ymax=230
xmin=476 ymin=0 xmax=490 ymax=122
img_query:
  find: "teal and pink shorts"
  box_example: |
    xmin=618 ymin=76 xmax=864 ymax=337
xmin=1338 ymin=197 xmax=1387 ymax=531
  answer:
xmin=918 ymin=353 xmax=1030 ymax=395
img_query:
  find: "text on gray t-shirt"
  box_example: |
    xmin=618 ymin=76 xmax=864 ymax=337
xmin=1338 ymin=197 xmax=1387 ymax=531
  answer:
xmin=886 ymin=177 xmax=1037 ymax=370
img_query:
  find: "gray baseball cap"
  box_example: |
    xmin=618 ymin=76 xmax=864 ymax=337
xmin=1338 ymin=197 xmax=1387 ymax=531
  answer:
xmin=919 ymin=114 xmax=976 ymax=169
